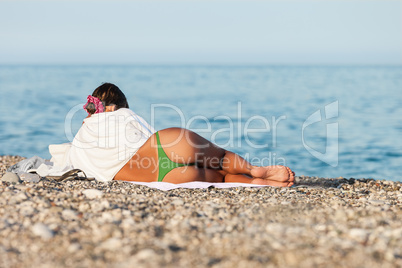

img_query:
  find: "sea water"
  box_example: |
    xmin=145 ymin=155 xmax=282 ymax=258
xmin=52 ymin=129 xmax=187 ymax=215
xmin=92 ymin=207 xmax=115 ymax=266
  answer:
xmin=0 ymin=65 xmax=401 ymax=181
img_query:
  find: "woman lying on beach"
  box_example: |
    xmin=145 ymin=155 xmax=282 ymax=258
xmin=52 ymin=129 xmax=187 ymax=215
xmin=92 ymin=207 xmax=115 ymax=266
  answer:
xmin=66 ymin=83 xmax=294 ymax=187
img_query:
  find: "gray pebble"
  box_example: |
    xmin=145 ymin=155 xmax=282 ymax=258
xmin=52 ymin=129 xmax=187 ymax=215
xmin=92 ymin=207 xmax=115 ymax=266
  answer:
xmin=1 ymin=172 xmax=21 ymax=183
xmin=19 ymin=173 xmax=41 ymax=183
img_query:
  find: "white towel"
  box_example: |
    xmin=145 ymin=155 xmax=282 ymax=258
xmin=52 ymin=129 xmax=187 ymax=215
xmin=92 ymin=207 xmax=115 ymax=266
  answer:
xmin=37 ymin=108 xmax=155 ymax=181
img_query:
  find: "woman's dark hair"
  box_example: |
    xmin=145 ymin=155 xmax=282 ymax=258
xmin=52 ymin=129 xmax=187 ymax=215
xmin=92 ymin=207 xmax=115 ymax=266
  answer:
xmin=87 ymin=83 xmax=129 ymax=114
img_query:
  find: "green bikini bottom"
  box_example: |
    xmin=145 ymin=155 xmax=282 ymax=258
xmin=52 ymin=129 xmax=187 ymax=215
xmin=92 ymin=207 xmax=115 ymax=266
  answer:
xmin=155 ymin=132 xmax=195 ymax=182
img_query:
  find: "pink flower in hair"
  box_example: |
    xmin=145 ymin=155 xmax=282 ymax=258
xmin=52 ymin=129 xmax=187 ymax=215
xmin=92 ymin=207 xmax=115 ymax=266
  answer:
xmin=83 ymin=95 xmax=105 ymax=115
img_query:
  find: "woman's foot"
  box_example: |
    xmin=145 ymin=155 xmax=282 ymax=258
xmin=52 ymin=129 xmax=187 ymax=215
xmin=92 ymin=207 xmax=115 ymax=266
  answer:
xmin=250 ymin=165 xmax=295 ymax=187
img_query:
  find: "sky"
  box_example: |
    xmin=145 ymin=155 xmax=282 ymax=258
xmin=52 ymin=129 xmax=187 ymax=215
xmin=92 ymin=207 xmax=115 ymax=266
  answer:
xmin=0 ymin=0 xmax=401 ymax=65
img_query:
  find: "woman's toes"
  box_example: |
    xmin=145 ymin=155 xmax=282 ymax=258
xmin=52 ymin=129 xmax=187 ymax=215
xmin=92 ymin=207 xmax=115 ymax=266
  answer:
xmin=286 ymin=167 xmax=295 ymax=179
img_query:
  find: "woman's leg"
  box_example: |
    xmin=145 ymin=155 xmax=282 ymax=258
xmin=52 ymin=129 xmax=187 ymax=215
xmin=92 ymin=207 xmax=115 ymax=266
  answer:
xmin=224 ymin=174 xmax=293 ymax=187
xmin=163 ymin=167 xmax=293 ymax=187
xmin=163 ymin=167 xmax=226 ymax=183
xmin=157 ymin=128 xmax=294 ymax=186
xmin=116 ymin=127 xmax=295 ymax=186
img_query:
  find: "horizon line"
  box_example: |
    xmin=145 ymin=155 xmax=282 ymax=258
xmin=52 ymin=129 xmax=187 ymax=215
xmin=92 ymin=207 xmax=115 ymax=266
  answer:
xmin=1 ymin=63 xmax=401 ymax=68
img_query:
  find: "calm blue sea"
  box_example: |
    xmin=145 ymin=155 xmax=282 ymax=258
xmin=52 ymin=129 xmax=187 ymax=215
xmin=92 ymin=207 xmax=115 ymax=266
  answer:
xmin=0 ymin=65 xmax=401 ymax=181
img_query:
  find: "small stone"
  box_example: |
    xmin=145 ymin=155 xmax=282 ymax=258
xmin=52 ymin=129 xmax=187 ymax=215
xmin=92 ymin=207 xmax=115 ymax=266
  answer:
xmin=68 ymin=243 xmax=81 ymax=253
xmin=172 ymin=199 xmax=184 ymax=206
xmin=334 ymin=210 xmax=347 ymax=221
xmin=284 ymin=252 xmax=299 ymax=266
xmin=101 ymin=212 xmax=114 ymax=222
xmin=62 ymin=209 xmax=78 ymax=221
xmin=20 ymin=205 xmax=35 ymax=217
xmin=11 ymin=192 xmax=28 ymax=204
xmin=385 ymin=251 xmax=395 ymax=262
xmin=369 ymin=200 xmax=386 ymax=205
xmin=19 ymin=173 xmax=41 ymax=183
xmin=268 ymin=197 xmax=278 ymax=204
xmin=348 ymin=228 xmax=369 ymax=243
xmin=32 ymin=223 xmax=54 ymax=240
xmin=101 ymin=238 xmax=122 ymax=250
xmin=265 ymin=223 xmax=285 ymax=234
xmin=134 ymin=249 xmax=157 ymax=261
xmin=49 ymin=206 xmax=63 ymax=213
xmin=82 ymin=189 xmax=103 ymax=199
xmin=1 ymin=172 xmax=21 ymax=183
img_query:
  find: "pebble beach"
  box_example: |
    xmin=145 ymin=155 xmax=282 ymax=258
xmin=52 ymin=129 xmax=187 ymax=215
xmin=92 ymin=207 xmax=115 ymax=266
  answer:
xmin=1 ymin=155 xmax=401 ymax=268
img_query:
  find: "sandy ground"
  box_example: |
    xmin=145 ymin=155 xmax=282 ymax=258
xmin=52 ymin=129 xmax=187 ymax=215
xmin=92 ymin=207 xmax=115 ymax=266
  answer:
xmin=1 ymin=155 xmax=401 ymax=268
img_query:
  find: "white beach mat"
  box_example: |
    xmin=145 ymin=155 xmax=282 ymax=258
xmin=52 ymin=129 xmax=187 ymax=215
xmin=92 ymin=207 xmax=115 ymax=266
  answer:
xmin=126 ymin=181 xmax=269 ymax=191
